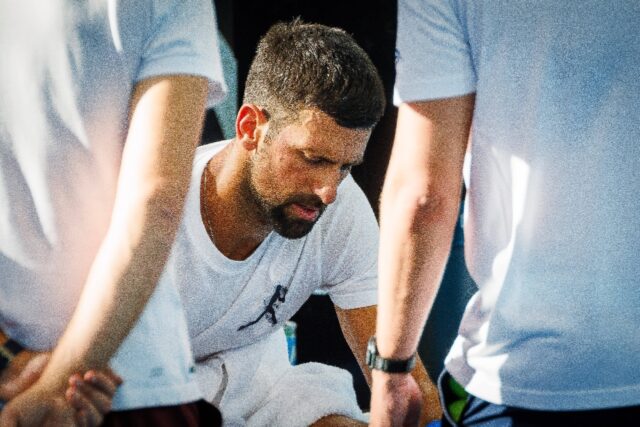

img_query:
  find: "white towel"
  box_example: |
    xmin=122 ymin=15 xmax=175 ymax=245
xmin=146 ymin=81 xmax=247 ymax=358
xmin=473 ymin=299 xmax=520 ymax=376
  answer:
xmin=196 ymin=328 xmax=366 ymax=426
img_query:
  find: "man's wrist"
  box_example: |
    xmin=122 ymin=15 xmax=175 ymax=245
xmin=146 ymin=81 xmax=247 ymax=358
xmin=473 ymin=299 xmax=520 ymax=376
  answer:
xmin=366 ymin=336 xmax=416 ymax=373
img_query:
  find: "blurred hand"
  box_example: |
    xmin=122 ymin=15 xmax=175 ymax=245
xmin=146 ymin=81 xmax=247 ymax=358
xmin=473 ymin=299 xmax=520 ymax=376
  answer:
xmin=0 ymin=365 xmax=122 ymax=427
xmin=0 ymin=350 xmax=50 ymax=401
xmin=0 ymin=383 xmax=76 ymax=427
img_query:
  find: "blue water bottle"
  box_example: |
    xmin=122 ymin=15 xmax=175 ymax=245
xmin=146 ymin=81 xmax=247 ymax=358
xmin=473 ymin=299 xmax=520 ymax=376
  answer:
xmin=284 ymin=320 xmax=297 ymax=365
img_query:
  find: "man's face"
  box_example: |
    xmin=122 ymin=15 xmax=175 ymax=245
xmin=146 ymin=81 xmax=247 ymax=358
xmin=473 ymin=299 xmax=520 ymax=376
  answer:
xmin=246 ymin=109 xmax=371 ymax=239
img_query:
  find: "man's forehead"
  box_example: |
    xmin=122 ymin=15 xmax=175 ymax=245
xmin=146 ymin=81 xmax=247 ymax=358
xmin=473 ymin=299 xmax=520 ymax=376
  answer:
xmin=287 ymin=109 xmax=371 ymax=159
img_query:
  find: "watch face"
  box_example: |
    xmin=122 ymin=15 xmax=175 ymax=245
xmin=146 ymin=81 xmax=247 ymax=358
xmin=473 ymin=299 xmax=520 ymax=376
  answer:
xmin=367 ymin=337 xmax=376 ymax=354
xmin=366 ymin=337 xmax=377 ymax=366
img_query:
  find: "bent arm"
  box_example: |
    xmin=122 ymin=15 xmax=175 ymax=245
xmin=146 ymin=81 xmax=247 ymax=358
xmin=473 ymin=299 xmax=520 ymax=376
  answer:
xmin=37 ymin=74 xmax=209 ymax=391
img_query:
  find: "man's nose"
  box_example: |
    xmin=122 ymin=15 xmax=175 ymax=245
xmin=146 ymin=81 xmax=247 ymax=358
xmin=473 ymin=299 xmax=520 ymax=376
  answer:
xmin=314 ymin=174 xmax=339 ymax=205
xmin=315 ymin=185 xmax=337 ymax=205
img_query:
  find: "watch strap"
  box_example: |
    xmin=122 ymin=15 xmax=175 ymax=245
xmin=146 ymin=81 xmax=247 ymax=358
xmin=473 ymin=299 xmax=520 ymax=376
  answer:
xmin=366 ymin=336 xmax=416 ymax=373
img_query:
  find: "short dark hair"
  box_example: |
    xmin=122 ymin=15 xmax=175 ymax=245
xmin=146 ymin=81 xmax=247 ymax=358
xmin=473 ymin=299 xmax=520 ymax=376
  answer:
xmin=243 ymin=20 xmax=386 ymax=129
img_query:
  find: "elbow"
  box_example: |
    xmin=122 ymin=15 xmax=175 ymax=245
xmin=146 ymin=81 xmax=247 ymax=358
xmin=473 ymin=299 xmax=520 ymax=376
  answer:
xmin=381 ymin=180 xmax=459 ymax=230
xmin=406 ymin=187 xmax=452 ymax=230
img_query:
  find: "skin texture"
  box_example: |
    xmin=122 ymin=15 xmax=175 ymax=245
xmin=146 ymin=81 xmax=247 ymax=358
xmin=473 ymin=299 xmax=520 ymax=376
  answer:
xmin=201 ymin=105 xmax=369 ymax=260
xmin=371 ymin=96 xmax=475 ymax=427
xmin=200 ymin=104 xmax=440 ymax=425
xmin=0 ymin=74 xmax=209 ymax=427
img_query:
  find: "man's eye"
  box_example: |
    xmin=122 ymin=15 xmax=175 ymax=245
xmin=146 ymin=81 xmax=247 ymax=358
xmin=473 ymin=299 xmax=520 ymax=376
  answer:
xmin=305 ymin=156 xmax=324 ymax=165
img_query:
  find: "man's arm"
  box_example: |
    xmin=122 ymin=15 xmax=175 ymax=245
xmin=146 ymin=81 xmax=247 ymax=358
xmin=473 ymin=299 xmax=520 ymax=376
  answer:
xmin=0 ymin=75 xmax=209 ymax=426
xmin=370 ymin=95 xmax=474 ymax=427
xmin=335 ymin=305 xmax=441 ymax=425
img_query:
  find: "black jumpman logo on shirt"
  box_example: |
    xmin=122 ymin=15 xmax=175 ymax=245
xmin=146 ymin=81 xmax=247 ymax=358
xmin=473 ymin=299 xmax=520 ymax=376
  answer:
xmin=238 ymin=285 xmax=288 ymax=331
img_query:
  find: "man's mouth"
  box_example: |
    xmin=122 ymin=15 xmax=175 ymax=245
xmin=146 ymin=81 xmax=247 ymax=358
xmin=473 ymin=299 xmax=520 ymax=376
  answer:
xmin=289 ymin=203 xmax=320 ymax=222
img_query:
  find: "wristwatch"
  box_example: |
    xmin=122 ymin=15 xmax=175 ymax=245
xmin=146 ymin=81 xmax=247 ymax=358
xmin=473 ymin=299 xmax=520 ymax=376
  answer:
xmin=0 ymin=338 xmax=24 ymax=372
xmin=365 ymin=336 xmax=416 ymax=373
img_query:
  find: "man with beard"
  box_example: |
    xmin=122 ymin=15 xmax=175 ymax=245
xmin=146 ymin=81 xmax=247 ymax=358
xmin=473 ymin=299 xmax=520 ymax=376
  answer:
xmin=152 ymin=21 xmax=441 ymax=427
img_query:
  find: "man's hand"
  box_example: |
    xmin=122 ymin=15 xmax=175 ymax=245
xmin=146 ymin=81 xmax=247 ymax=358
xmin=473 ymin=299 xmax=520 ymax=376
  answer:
xmin=333 ymin=305 xmax=442 ymax=425
xmin=0 ymin=367 xmax=122 ymax=427
xmin=370 ymin=371 xmax=423 ymax=427
xmin=66 ymin=370 xmax=123 ymax=426
xmin=0 ymin=382 xmax=76 ymax=427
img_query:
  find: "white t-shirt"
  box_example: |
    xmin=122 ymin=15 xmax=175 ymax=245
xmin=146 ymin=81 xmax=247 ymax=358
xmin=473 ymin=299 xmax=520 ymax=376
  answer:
xmin=0 ymin=0 xmax=226 ymax=410
xmin=166 ymin=141 xmax=378 ymax=360
xmin=396 ymin=0 xmax=640 ymax=410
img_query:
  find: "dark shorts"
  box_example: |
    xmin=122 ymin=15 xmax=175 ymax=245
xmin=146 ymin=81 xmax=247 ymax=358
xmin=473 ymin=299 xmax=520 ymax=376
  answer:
xmin=103 ymin=400 xmax=221 ymax=427
xmin=438 ymin=370 xmax=640 ymax=427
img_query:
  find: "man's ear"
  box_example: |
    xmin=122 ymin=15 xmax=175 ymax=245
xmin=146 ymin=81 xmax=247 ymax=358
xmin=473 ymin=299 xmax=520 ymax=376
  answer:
xmin=235 ymin=104 xmax=268 ymax=151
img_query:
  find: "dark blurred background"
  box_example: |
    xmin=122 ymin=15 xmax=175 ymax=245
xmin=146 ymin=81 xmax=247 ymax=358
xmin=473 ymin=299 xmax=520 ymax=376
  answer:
xmin=205 ymin=0 xmax=475 ymax=410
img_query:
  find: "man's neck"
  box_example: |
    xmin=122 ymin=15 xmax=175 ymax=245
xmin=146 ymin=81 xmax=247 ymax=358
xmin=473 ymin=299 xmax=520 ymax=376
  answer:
xmin=201 ymin=141 xmax=272 ymax=261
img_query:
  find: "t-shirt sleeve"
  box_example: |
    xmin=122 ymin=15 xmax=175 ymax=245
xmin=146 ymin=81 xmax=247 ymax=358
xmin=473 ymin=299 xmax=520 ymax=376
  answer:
xmin=394 ymin=0 xmax=475 ymax=105
xmin=137 ymin=0 xmax=227 ymax=107
xmin=318 ymin=176 xmax=378 ymax=309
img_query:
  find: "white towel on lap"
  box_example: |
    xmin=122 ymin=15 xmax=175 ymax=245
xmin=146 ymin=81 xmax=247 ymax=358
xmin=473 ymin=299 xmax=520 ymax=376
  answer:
xmin=196 ymin=328 xmax=366 ymax=426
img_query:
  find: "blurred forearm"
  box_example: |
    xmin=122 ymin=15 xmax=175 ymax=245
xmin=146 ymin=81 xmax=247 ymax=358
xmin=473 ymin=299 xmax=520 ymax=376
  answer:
xmin=37 ymin=75 xmax=209 ymax=391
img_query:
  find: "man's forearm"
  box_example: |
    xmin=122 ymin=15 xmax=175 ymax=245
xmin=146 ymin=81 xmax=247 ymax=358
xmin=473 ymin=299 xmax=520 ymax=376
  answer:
xmin=41 ymin=189 xmax=190 ymax=387
xmin=376 ymin=188 xmax=460 ymax=358
xmin=35 ymin=75 xmax=208 ymax=392
xmin=374 ymin=98 xmax=472 ymax=361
